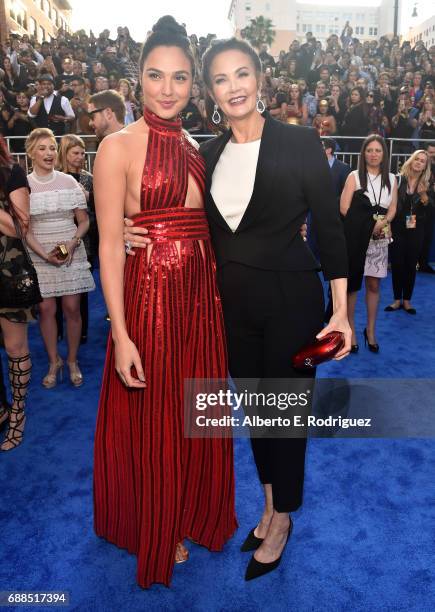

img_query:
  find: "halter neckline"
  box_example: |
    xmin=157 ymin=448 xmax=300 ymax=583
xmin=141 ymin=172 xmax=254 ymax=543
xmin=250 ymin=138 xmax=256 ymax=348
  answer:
xmin=143 ymin=106 xmax=182 ymax=134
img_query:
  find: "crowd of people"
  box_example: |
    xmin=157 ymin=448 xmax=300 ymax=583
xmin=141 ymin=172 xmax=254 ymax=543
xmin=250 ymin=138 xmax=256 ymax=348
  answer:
xmin=258 ymin=27 xmax=435 ymax=146
xmin=0 ymin=23 xmax=434 ymax=146
xmin=0 ymin=16 xmax=434 ymax=590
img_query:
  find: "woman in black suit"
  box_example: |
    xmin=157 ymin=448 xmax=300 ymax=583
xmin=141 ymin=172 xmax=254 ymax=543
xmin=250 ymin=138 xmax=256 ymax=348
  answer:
xmin=386 ymin=150 xmax=433 ymax=314
xmin=201 ymin=38 xmax=350 ymax=581
xmin=125 ymin=38 xmax=351 ymax=581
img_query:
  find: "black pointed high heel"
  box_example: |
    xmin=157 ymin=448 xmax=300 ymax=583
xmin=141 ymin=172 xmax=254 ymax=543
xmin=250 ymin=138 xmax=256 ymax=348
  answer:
xmin=350 ymin=344 xmax=359 ymax=354
xmin=240 ymin=527 xmax=264 ymax=552
xmin=363 ymin=329 xmax=379 ymax=353
xmin=245 ymin=520 xmax=293 ymax=581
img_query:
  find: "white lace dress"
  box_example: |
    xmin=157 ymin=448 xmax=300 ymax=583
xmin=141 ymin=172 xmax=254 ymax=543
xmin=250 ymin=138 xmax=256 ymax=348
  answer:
xmin=27 ymin=170 xmax=95 ymax=298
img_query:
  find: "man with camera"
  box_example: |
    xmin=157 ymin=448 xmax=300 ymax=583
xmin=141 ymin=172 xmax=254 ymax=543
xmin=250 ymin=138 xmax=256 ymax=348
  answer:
xmin=28 ymin=74 xmax=75 ymax=136
xmin=54 ymin=58 xmax=76 ymax=100
xmin=8 ymin=38 xmax=44 ymax=86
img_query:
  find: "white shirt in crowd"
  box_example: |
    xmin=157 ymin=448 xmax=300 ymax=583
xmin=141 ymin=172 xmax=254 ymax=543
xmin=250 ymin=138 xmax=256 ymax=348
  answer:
xmin=352 ymin=170 xmax=396 ymax=208
xmin=28 ymin=93 xmax=75 ymax=119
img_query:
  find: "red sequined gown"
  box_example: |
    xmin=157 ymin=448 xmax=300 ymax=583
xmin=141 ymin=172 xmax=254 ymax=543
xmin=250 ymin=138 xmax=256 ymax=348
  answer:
xmin=93 ymin=108 xmax=237 ymax=588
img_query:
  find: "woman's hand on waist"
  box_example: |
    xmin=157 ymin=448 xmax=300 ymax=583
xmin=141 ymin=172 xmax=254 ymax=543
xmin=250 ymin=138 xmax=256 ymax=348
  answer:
xmin=124 ymin=217 xmax=152 ymax=256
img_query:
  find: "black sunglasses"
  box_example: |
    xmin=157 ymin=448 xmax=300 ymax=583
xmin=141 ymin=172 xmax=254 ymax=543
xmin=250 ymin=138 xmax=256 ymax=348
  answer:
xmin=87 ymin=107 xmax=108 ymax=117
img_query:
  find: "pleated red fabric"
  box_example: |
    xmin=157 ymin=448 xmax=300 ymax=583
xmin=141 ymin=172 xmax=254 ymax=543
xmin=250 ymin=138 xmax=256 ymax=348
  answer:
xmin=93 ymin=107 xmax=237 ymax=588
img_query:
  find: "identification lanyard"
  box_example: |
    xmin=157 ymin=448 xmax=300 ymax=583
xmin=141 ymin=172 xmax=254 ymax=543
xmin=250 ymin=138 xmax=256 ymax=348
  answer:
xmin=367 ymin=174 xmax=382 ymax=209
xmin=406 ymin=186 xmax=417 ymax=229
xmin=368 ymin=173 xmax=391 ymax=239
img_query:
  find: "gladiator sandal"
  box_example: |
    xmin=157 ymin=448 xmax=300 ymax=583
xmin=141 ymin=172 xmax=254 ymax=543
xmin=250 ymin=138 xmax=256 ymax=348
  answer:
xmin=0 ymin=402 xmax=10 ymax=431
xmin=0 ymin=363 xmax=10 ymax=430
xmin=0 ymin=354 xmax=31 ymax=452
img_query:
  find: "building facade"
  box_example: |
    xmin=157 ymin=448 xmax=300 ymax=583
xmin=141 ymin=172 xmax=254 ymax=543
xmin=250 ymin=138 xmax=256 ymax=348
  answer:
xmin=0 ymin=0 xmax=72 ymax=45
xmin=404 ymin=14 xmax=435 ymax=49
xmin=228 ymin=0 xmax=405 ymax=55
xmin=295 ymin=4 xmax=381 ymax=43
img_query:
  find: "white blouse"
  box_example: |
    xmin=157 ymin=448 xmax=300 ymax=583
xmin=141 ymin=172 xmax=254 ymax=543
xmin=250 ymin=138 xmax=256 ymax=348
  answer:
xmin=28 ymin=170 xmax=87 ymax=215
xmin=211 ymin=139 xmax=261 ymax=232
xmin=352 ymin=170 xmax=396 ymax=209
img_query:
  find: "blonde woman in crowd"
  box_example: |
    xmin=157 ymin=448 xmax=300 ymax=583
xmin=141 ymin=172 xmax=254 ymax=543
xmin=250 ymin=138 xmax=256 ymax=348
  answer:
xmin=57 ymin=134 xmax=97 ymax=340
xmin=386 ymin=150 xmax=433 ymax=314
xmin=0 ymin=135 xmax=61 ymax=450
xmin=26 ymin=128 xmax=95 ymax=388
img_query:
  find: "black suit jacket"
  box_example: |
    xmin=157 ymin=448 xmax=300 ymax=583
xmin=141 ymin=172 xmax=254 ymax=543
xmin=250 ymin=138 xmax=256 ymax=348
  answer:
xmin=330 ymin=158 xmax=352 ymax=200
xmin=200 ymin=113 xmax=348 ymax=280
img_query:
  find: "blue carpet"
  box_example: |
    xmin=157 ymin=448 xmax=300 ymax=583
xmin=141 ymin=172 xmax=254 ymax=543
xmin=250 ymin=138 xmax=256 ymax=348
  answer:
xmin=1 ymin=271 xmax=434 ymax=611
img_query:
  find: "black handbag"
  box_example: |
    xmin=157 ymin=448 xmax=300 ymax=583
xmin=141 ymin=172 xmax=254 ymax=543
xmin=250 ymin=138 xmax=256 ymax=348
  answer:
xmin=0 ymin=200 xmax=42 ymax=309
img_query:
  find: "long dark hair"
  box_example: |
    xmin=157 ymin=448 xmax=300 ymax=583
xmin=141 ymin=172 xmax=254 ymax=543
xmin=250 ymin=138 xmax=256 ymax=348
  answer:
xmin=0 ymin=136 xmax=29 ymax=234
xmin=139 ymin=16 xmax=195 ymax=77
xmin=202 ymin=38 xmax=262 ymax=127
xmin=0 ymin=136 xmax=13 ymax=199
xmin=358 ymin=134 xmax=391 ymax=194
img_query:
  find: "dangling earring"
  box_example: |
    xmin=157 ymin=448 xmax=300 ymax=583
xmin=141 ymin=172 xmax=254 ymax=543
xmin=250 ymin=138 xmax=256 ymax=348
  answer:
xmin=212 ymin=104 xmax=221 ymax=125
xmin=256 ymin=97 xmax=266 ymax=113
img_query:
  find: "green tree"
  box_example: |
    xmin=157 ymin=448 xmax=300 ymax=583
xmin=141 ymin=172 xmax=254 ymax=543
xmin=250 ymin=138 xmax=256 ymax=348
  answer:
xmin=241 ymin=16 xmax=276 ymax=49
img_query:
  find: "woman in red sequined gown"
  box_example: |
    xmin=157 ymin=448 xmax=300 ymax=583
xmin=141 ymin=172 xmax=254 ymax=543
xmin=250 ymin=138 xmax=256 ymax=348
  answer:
xmin=93 ymin=19 xmax=237 ymax=588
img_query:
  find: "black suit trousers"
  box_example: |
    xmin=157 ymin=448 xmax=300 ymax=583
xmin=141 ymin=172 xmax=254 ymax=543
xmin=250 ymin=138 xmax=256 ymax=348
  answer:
xmin=390 ymin=225 xmax=425 ymax=300
xmin=217 ymin=263 xmax=325 ymax=512
xmin=418 ymin=205 xmax=435 ymax=268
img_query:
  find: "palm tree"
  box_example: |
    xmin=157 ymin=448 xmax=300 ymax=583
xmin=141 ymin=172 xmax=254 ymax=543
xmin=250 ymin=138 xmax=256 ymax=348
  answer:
xmin=241 ymin=16 xmax=276 ymax=49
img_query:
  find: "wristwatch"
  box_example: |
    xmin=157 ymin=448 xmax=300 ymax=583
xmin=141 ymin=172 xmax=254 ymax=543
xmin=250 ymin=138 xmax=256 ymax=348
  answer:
xmin=74 ymin=236 xmax=82 ymax=247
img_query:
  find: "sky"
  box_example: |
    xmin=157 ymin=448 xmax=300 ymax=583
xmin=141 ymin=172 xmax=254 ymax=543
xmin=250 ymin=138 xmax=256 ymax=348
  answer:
xmin=70 ymin=1 xmax=234 ymax=40
xmin=70 ymin=1 xmax=433 ymax=41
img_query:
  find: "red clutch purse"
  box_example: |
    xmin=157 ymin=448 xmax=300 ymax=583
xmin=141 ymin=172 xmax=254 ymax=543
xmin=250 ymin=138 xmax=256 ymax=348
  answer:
xmin=292 ymin=331 xmax=345 ymax=370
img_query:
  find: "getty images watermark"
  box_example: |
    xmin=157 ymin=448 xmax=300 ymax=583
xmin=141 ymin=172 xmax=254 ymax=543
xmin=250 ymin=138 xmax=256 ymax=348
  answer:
xmin=194 ymin=388 xmax=359 ymax=428
xmin=184 ymin=378 xmax=435 ymax=438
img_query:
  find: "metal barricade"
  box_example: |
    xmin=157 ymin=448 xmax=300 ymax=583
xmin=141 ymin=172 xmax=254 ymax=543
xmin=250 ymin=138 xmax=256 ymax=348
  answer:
xmin=3 ymin=134 xmax=434 ymax=173
xmin=3 ymin=134 xmax=98 ymax=173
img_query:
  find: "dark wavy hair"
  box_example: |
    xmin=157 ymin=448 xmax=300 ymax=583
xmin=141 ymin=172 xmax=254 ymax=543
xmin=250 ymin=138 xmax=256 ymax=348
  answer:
xmin=350 ymin=86 xmax=367 ymax=107
xmin=0 ymin=135 xmax=13 ymax=198
xmin=0 ymin=136 xmax=29 ymax=233
xmin=358 ymin=134 xmax=391 ymax=194
xmin=139 ymin=16 xmax=195 ymax=77
xmin=202 ymin=38 xmax=262 ymax=127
